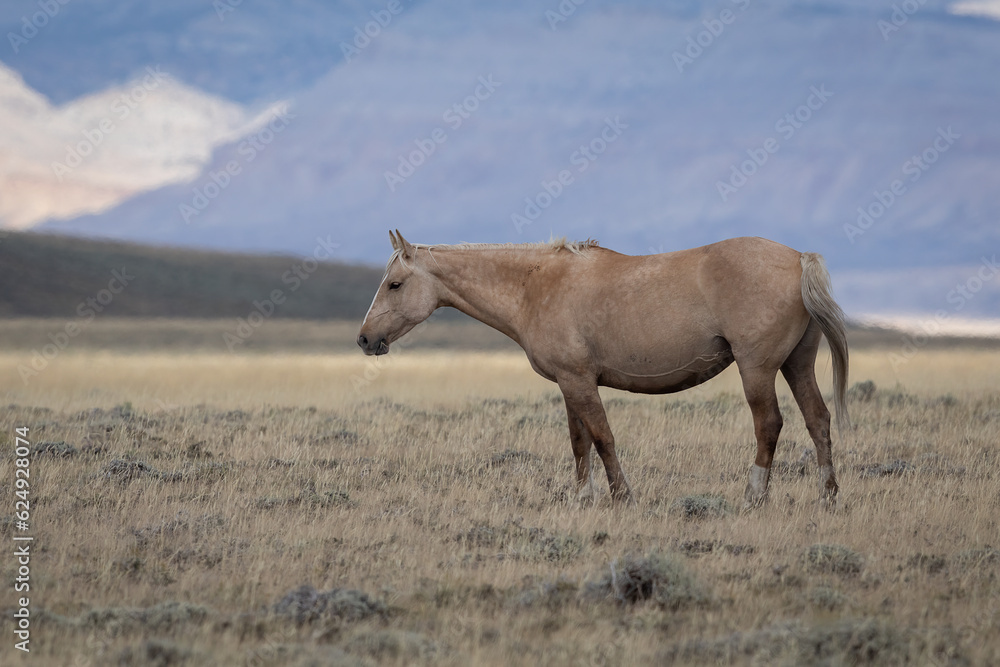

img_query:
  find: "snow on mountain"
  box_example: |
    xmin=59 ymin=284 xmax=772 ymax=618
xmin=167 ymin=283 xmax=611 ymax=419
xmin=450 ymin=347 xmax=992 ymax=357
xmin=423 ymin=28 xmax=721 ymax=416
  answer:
xmin=950 ymin=1 xmax=1000 ymax=20
xmin=0 ymin=61 xmax=282 ymax=228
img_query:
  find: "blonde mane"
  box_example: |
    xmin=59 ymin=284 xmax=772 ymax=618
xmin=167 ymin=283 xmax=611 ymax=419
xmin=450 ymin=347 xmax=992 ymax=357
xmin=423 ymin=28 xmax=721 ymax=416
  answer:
xmin=386 ymin=237 xmax=599 ymax=270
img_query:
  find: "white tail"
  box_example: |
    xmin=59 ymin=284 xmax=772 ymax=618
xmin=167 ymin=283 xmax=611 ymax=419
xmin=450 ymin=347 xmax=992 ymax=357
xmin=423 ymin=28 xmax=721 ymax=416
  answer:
xmin=800 ymin=253 xmax=850 ymax=433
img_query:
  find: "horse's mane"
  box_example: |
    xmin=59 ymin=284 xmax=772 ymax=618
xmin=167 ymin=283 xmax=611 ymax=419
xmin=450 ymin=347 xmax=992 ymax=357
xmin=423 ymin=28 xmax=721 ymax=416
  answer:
xmin=386 ymin=237 xmax=599 ymax=270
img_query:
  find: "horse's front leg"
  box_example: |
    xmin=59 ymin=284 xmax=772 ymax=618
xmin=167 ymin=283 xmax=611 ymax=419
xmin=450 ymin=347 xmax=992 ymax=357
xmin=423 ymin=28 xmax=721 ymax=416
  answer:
xmin=558 ymin=375 xmax=635 ymax=506
xmin=564 ymin=402 xmax=597 ymax=504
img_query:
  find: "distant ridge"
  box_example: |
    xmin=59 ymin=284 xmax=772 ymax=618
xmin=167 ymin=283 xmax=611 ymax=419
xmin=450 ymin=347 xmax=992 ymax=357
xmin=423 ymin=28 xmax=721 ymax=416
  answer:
xmin=0 ymin=231 xmax=382 ymax=320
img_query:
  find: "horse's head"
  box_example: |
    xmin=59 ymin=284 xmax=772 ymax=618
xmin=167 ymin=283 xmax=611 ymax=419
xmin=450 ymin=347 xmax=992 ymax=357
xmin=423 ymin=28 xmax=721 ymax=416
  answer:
xmin=357 ymin=230 xmax=439 ymax=355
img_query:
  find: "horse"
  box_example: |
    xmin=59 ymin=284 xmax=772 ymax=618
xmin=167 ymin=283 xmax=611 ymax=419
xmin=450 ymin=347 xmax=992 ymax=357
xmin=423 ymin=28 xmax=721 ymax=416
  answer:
xmin=358 ymin=231 xmax=849 ymax=509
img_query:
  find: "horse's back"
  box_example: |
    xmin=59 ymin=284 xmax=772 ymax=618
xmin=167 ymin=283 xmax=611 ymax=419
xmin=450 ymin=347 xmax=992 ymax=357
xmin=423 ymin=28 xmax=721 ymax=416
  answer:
xmin=578 ymin=236 xmax=804 ymax=325
xmin=692 ymin=237 xmax=812 ymax=365
xmin=583 ymin=238 xmax=807 ymax=380
xmin=523 ymin=237 xmax=812 ymax=388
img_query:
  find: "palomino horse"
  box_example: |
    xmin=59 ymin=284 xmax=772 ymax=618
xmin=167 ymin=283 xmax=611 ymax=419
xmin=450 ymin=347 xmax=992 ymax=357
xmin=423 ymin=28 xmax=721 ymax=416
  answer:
xmin=358 ymin=232 xmax=849 ymax=509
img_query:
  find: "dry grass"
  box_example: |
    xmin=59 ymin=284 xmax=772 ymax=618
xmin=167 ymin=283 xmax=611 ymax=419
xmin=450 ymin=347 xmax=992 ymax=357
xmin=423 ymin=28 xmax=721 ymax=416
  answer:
xmin=0 ymin=345 xmax=998 ymax=665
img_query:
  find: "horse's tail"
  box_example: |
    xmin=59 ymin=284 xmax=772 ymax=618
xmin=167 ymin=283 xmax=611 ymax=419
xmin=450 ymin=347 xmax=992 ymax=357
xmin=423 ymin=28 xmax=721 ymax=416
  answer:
xmin=799 ymin=252 xmax=851 ymax=433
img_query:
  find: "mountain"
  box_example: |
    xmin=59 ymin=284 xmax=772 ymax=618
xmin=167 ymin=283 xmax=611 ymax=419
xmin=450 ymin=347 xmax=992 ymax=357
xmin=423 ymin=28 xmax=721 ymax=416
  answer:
xmin=1 ymin=0 xmax=998 ymax=319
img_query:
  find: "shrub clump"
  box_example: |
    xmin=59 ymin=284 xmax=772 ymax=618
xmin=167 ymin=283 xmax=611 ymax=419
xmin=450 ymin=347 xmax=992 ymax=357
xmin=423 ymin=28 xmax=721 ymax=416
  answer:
xmin=858 ymin=460 xmax=916 ymax=478
xmin=678 ymin=539 xmax=754 ymax=557
xmin=953 ymin=546 xmax=1000 ymax=570
xmin=670 ymin=494 xmax=730 ymax=519
xmin=663 ymin=617 xmax=961 ymax=665
xmin=345 ymin=630 xmax=437 ymax=661
xmin=518 ymin=576 xmax=579 ymax=610
xmin=457 ymin=521 xmax=584 ymax=562
xmin=30 ymin=441 xmax=79 ymax=458
xmin=585 ymin=551 xmax=707 ymax=610
xmin=847 ymin=380 xmax=877 ymax=402
xmin=79 ymin=601 xmax=212 ymax=634
xmin=272 ymin=585 xmax=387 ymax=625
xmin=807 ymin=586 xmax=849 ymax=611
xmin=802 ymin=544 xmax=865 ymax=576
xmin=117 ymin=639 xmax=191 ymax=667
xmin=487 ymin=449 xmax=540 ymax=467
xmin=101 ymin=459 xmax=161 ymax=484
xmin=906 ymin=552 xmax=948 ymax=574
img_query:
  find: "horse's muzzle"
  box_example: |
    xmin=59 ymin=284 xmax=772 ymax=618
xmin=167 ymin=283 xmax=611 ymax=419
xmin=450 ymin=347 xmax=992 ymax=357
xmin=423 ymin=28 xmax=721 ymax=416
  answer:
xmin=357 ymin=333 xmax=389 ymax=356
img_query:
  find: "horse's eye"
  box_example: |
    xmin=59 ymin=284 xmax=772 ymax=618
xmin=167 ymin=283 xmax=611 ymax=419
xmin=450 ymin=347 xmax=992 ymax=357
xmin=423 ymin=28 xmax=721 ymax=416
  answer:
xmin=389 ymin=282 xmax=402 ymax=290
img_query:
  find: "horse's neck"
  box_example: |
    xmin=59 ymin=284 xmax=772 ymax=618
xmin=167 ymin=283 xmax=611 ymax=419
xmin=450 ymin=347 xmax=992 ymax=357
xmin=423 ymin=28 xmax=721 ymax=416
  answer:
xmin=432 ymin=248 xmax=534 ymax=345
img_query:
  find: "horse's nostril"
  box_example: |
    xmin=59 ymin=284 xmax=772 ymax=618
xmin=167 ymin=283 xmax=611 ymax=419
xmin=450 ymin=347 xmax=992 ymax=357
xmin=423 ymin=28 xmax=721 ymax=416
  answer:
xmin=357 ymin=334 xmax=368 ymax=348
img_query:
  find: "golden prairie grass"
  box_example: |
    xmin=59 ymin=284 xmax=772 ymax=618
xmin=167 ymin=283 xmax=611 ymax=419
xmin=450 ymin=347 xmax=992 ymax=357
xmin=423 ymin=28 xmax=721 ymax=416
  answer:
xmin=4 ymin=343 xmax=999 ymax=410
xmin=0 ymin=344 xmax=998 ymax=665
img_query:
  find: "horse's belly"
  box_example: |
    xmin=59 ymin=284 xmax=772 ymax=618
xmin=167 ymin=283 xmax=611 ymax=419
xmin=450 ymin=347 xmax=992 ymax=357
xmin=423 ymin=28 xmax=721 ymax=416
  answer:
xmin=597 ymin=340 xmax=734 ymax=394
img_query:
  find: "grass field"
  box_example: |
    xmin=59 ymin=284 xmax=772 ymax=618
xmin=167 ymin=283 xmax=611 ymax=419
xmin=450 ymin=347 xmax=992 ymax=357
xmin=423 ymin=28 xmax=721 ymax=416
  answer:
xmin=0 ymin=321 xmax=998 ymax=665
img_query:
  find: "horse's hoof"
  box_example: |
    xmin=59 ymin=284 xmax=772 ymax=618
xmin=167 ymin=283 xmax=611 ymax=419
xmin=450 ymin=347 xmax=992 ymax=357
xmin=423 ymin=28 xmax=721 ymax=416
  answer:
xmin=742 ymin=499 xmax=766 ymax=513
xmin=743 ymin=488 xmax=768 ymax=512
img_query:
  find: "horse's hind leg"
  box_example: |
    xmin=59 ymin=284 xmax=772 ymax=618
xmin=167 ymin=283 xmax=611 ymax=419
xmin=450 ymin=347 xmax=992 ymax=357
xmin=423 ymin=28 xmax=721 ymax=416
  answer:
xmin=739 ymin=367 xmax=784 ymax=509
xmin=780 ymin=321 xmax=839 ymax=508
xmin=563 ymin=401 xmax=597 ymax=504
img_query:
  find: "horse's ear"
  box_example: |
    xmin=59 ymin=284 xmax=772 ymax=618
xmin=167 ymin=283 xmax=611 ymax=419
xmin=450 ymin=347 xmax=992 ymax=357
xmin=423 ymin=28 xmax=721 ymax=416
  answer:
xmin=389 ymin=230 xmax=399 ymax=251
xmin=395 ymin=229 xmax=415 ymax=258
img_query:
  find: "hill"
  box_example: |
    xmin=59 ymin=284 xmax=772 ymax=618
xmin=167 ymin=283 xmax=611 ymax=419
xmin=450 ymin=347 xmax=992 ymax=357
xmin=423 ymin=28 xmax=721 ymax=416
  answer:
xmin=0 ymin=230 xmax=382 ymax=319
